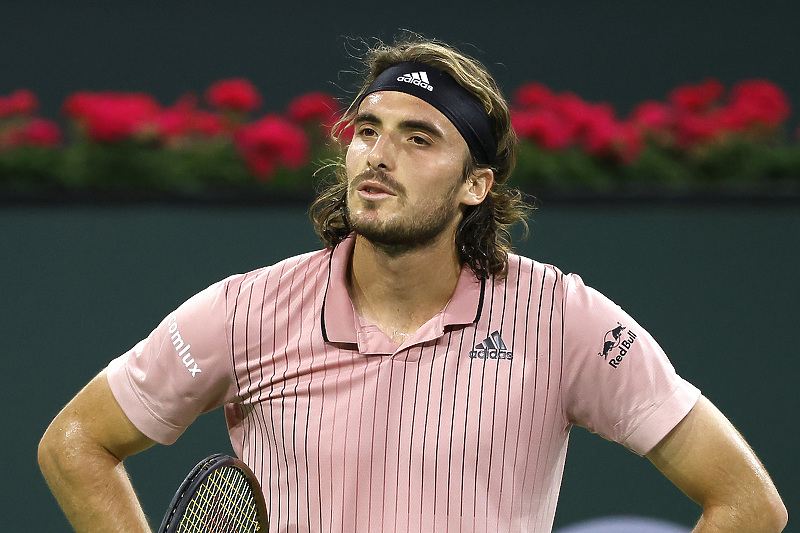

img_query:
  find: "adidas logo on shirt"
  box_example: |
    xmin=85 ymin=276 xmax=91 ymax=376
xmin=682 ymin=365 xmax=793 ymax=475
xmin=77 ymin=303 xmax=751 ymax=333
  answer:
xmin=397 ymin=71 xmax=434 ymax=92
xmin=470 ymin=330 xmax=513 ymax=360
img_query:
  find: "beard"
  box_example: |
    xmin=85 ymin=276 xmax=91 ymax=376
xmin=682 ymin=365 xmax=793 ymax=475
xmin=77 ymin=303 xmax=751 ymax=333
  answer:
xmin=346 ymin=171 xmax=463 ymax=249
xmin=346 ymin=200 xmax=460 ymax=248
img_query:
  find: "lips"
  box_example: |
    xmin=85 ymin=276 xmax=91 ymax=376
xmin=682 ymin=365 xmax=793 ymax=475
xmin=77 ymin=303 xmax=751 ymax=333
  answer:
xmin=357 ymin=180 xmax=395 ymax=196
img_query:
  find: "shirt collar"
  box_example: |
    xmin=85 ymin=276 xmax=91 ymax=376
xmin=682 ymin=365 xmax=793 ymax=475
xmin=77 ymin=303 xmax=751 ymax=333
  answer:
xmin=320 ymin=233 xmax=486 ymax=346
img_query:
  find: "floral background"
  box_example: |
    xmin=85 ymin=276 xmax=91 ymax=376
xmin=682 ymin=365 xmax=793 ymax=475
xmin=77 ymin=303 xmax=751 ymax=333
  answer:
xmin=1 ymin=75 xmax=796 ymax=197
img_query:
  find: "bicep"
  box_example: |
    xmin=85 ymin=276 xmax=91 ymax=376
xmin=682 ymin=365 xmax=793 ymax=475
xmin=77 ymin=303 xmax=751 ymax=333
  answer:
xmin=43 ymin=369 xmax=155 ymax=461
xmin=646 ymin=394 xmax=785 ymax=526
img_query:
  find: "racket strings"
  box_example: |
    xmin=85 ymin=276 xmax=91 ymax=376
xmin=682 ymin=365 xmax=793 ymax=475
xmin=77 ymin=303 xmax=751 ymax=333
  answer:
xmin=177 ymin=466 xmax=261 ymax=532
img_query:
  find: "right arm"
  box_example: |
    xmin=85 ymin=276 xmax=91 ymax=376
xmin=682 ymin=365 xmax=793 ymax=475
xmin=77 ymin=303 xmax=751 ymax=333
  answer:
xmin=38 ymin=369 xmax=156 ymax=533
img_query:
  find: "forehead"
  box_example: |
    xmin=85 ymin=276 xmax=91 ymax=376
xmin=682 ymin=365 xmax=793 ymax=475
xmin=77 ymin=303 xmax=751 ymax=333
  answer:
xmin=357 ymin=91 xmax=462 ymax=137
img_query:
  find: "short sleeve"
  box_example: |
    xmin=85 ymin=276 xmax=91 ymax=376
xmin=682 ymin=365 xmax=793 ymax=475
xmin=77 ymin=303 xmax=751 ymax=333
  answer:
xmin=560 ymin=274 xmax=700 ymax=455
xmin=106 ymin=279 xmax=239 ymax=445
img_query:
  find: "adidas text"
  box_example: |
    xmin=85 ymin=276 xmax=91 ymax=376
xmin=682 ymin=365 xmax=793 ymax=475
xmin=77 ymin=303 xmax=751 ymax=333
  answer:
xmin=470 ymin=331 xmax=513 ymax=360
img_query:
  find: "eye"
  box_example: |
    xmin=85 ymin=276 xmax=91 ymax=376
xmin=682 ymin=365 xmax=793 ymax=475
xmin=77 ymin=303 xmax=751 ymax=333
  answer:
xmin=410 ymin=135 xmax=430 ymax=146
xmin=358 ymin=126 xmax=377 ymax=137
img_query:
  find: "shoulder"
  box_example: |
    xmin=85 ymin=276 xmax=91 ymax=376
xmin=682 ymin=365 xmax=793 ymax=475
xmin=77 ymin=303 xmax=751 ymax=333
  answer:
xmin=212 ymin=248 xmax=333 ymax=318
xmin=502 ymin=253 xmax=570 ymax=289
xmin=220 ymin=247 xmax=331 ymax=294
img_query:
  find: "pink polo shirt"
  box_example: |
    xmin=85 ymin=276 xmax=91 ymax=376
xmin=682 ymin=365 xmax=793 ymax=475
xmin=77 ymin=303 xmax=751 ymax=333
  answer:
xmin=107 ymin=234 xmax=699 ymax=532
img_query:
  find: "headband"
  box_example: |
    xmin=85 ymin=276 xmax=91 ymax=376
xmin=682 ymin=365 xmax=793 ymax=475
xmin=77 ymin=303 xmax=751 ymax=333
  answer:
xmin=357 ymin=61 xmax=498 ymax=166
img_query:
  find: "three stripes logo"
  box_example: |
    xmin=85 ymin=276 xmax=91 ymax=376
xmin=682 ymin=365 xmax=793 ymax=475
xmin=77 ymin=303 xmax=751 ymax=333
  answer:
xmin=470 ymin=330 xmax=513 ymax=361
xmin=397 ymin=71 xmax=434 ymax=92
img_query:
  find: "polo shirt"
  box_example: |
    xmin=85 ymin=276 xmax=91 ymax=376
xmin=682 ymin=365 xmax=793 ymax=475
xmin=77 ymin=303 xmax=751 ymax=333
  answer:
xmin=107 ymin=233 xmax=700 ymax=532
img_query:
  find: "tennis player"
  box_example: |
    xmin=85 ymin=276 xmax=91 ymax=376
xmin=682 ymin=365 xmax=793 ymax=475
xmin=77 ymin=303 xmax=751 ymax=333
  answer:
xmin=39 ymin=37 xmax=787 ymax=532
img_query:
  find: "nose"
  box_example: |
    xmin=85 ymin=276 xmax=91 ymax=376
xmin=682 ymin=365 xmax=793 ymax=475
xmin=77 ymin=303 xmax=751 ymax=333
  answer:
xmin=366 ymin=133 xmax=395 ymax=170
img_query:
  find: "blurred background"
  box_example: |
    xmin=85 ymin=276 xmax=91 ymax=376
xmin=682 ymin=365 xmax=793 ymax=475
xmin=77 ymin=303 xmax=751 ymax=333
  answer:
xmin=2 ymin=2 xmax=797 ymax=531
xmin=3 ymin=1 xmax=799 ymax=129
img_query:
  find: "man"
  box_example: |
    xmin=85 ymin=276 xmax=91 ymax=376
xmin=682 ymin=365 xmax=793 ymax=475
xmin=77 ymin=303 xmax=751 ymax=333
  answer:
xmin=39 ymin=37 xmax=786 ymax=532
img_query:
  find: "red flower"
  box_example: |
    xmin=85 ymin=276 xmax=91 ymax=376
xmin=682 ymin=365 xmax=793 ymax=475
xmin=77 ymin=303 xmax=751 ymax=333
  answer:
xmin=0 ymin=89 xmax=39 ymax=117
xmin=513 ymin=82 xmax=555 ymax=109
xmin=155 ymin=94 xmax=226 ymax=142
xmin=193 ymin=110 xmax=226 ymax=137
xmin=552 ymin=93 xmax=615 ymax=139
xmin=331 ymin=120 xmax=354 ymax=145
xmin=581 ymin=112 xmax=643 ymax=164
xmin=726 ymin=79 xmax=790 ymax=129
xmin=155 ymin=108 xmax=193 ymax=140
xmin=674 ymin=109 xmax=728 ymax=147
xmin=234 ymin=114 xmax=309 ymax=179
xmin=205 ymin=78 xmax=262 ymax=113
xmin=630 ymin=101 xmax=674 ymax=132
xmin=1 ymin=118 xmax=61 ymax=148
xmin=511 ymin=109 xmax=573 ymax=150
xmin=668 ymin=78 xmax=725 ymax=113
xmin=63 ymin=92 xmax=161 ymax=143
xmin=287 ymin=92 xmax=340 ymax=125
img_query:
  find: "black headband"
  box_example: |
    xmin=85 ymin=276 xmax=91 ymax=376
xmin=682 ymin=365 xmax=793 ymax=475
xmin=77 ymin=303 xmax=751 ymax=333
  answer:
xmin=357 ymin=61 xmax=498 ymax=166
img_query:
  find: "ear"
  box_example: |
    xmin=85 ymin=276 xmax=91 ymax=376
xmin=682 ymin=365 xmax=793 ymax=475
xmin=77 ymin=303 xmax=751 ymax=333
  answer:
xmin=460 ymin=167 xmax=494 ymax=206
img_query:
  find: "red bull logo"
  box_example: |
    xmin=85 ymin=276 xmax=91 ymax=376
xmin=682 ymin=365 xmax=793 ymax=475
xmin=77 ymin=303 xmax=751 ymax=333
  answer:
xmin=599 ymin=323 xmax=626 ymax=359
xmin=598 ymin=322 xmax=638 ymax=368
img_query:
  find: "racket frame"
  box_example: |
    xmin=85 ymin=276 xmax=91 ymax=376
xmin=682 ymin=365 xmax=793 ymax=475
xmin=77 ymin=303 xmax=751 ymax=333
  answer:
xmin=157 ymin=453 xmax=268 ymax=533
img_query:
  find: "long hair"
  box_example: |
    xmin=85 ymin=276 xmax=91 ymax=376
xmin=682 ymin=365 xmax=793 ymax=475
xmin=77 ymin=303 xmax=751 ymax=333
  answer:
xmin=310 ymin=36 xmax=532 ymax=279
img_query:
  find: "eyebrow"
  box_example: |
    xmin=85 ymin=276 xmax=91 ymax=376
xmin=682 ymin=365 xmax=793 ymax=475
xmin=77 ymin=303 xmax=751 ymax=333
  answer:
xmin=354 ymin=112 xmax=445 ymax=139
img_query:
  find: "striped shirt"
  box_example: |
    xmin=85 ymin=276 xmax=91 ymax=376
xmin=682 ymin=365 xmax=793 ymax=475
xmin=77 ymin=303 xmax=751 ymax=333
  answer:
xmin=108 ymin=234 xmax=699 ymax=532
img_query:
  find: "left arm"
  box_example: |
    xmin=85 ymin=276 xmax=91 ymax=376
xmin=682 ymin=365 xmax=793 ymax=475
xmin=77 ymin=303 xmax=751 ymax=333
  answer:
xmin=646 ymin=395 xmax=787 ymax=532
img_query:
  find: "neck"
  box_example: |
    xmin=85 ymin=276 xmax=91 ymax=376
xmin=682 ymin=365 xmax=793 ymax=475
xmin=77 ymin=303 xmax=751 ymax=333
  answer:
xmin=348 ymin=231 xmax=463 ymax=343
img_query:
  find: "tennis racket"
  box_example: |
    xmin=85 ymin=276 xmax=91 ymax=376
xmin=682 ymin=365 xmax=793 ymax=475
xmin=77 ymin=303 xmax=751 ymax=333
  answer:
xmin=157 ymin=453 xmax=269 ymax=533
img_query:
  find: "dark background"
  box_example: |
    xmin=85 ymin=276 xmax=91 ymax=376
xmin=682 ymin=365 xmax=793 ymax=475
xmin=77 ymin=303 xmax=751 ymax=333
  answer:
xmin=2 ymin=2 xmax=797 ymax=531
xmin=4 ymin=204 xmax=798 ymax=531
xmin=2 ymin=2 xmax=799 ymax=131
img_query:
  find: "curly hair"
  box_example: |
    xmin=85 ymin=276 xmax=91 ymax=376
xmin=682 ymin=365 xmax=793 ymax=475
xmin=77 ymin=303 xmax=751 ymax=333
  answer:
xmin=310 ymin=36 xmax=532 ymax=279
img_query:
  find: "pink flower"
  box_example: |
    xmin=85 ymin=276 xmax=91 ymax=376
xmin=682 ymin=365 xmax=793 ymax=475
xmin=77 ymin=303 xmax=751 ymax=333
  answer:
xmin=234 ymin=114 xmax=309 ymax=179
xmin=1 ymin=118 xmax=61 ymax=148
xmin=668 ymin=78 xmax=725 ymax=113
xmin=63 ymin=92 xmax=161 ymax=143
xmin=205 ymin=78 xmax=262 ymax=113
xmin=0 ymin=89 xmax=39 ymax=117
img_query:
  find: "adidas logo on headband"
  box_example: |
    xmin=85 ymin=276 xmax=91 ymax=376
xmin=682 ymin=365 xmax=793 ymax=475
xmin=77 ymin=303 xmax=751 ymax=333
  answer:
xmin=397 ymin=71 xmax=434 ymax=92
xmin=361 ymin=61 xmax=497 ymax=165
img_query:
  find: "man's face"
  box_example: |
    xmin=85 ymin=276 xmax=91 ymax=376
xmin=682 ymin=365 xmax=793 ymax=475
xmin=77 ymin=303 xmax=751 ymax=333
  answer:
xmin=344 ymin=91 xmax=477 ymax=248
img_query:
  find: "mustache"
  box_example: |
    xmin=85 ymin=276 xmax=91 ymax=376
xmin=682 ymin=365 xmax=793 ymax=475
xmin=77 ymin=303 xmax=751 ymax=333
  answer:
xmin=351 ymin=168 xmax=406 ymax=196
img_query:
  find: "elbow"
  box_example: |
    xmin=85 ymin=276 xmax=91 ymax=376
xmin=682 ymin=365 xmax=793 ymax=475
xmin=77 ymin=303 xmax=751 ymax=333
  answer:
xmin=700 ymin=485 xmax=788 ymax=532
xmin=701 ymin=501 xmax=787 ymax=533
xmin=758 ymin=476 xmax=788 ymax=531
xmin=38 ymin=421 xmax=61 ymax=481
xmin=38 ymin=418 xmax=73 ymax=484
xmin=757 ymin=500 xmax=789 ymax=533
xmin=38 ymin=416 xmax=107 ymax=486
xmin=767 ymin=494 xmax=788 ymax=532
